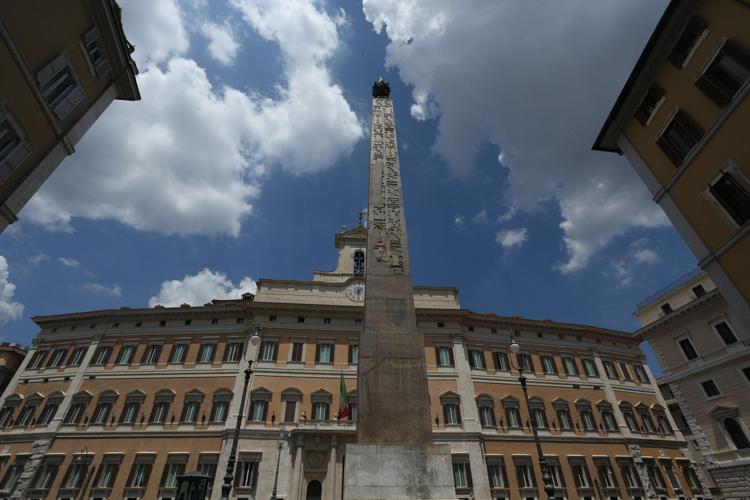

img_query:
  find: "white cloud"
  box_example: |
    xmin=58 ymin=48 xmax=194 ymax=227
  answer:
xmin=611 ymin=260 xmax=632 ymax=287
xmin=23 ymin=0 xmax=362 ymax=237
xmin=472 ymin=209 xmax=488 ymax=224
xmin=454 ymin=215 xmax=464 ymax=229
xmin=57 ymin=257 xmax=80 ymax=268
xmin=83 ymin=282 xmax=122 ymax=297
xmin=496 ymin=227 xmax=528 ymax=249
xmin=120 ymin=0 xmax=189 ymax=66
xmin=363 ymin=0 xmax=669 ymax=273
xmin=148 ymin=269 xmax=256 ymax=307
xmin=28 ymin=254 xmax=49 ymax=266
xmin=630 ymin=238 xmax=660 ymax=264
xmin=0 ymin=256 xmax=24 ymax=326
xmin=200 ymin=21 xmax=240 ymax=64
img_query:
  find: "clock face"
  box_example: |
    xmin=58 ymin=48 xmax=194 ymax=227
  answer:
xmin=345 ymin=281 xmax=366 ymax=302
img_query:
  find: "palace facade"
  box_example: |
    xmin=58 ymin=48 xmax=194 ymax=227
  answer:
xmin=0 ymin=226 xmax=708 ymax=499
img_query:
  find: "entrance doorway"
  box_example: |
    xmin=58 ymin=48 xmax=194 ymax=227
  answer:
xmin=306 ymin=480 xmax=322 ymax=500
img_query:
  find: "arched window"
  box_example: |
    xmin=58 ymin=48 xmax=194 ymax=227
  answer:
xmin=353 ymin=251 xmax=365 ymax=275
xmin=724 ymin=417 xmax=750 ymax=449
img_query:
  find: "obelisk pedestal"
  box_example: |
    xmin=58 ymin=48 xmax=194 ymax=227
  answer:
xmin=344 ymin=80 xmax=454 ymax=500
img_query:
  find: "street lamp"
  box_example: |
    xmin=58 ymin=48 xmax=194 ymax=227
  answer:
xmin=221 ymin=323 xmax=263 ymax=500
xmin=270 ymin=431 xmax=287 ymax=500
xmin=509 ymin=333 xmax=555 ymax=500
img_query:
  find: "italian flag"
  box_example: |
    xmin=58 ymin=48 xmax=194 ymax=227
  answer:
xmin=337 ymin=371 xmax=349 ymax=420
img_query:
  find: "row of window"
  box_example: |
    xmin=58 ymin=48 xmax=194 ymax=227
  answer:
xmin=437 ymin=347 xmax=651 ymax=383
xmin=675 ymin=318 xmax=740 ymax=363
xmin=637 ymin=18 xmax=750 ymax=227
xmin=27 ymin=340 xmax=247 ymax=370
xmin=453 ymin=454 xmax=701 ymax=496
xmin=437 ymin=393 xmax=674 ymax=437
xmin=257 ymin=340 xmax=359 ymax=365
xmin=0 ymin=452 xmax=223 ymax=496
xmin=0 ymin=388 xmax=233 ymax=430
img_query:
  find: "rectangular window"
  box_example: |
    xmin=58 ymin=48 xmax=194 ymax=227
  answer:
xmin=619 ymin=362 xmax=633 ymax=381
xmin=487 ymin=463 xmax=507 ymax=488
xmin=0 ymin=406 xmax=12 ymax=427
xmin=237 ymin=459 xmax=258 ymax=488
xmin=150 ymin=402 xmax=170 ymax=423
xmin=641 ymin=412 xmax=657 ymax=433
xmin=210 ymin=400 xmax=229 ymax=423
xmin=493 ymin=352 xmax=510 ymax=371
xmin=582 ymin=358 xmax=599 ymax=377
xmin=283 ymin=400 xmax=296 ymax=423
xmin=680 ymin=463 xmax=700 ymax=491
xmin=557 ymin=408 xmax=573 ymax=430
xmin=541 ymin=355 xmax=557 ymax=374
xmin=290 ymin=342 xmax=304 ymax=362
xmin=479 ymin=406 xmax=496 ymax=427
xmin=646 ymin=462 xmax=665 ymax=490
xmin=443 ymin=403 xmax=461 ymax=426
xmin=0 ymin=107 xmax=31 ymax=181
xmin=92 ymin=345 xmax=112 ymax=366
xmin=120 ymin=402 xmax=140 ymax=424
xmin=141 ymin=344 xmax=162 ymax=365
xmin=27 ymin=350 xmax=48 ymax=370
xmin=316 ymin=343 xmax=334 ymax=364
xmin=64 ymin=462 xmax=89 ymax=489
xmin=15 ymin=404 xmax=36 ymax=426
xmin=635 ymin=83 xmax=665 ymax=125
xmin=83 ymin=28 xmax=111 ymax=77
xmin=549 ymin=463 xmax=565 ymax=488
xmin=116 ymin=345 xmax=136 ymax=365
xmin=37 ymin=53 xmax=86 ymax=119
xmin=634 ymin=364 xmax=649 ymax=383
xmin=743 ymin=366 xmax=750 ymax=383
xmin=0 ymin=458 xmax=26 ymax=490
xmin=517 ymin=353 xmax=534 ymax=373
xmin=657 ymin=414 xmax=673 ymax=434
xmin=258 ymin=341 xmax=277 ymax=362
xmin=96 ymin=462 xmax=119 ymax=489
xmin=678 ymin=338 xmax=699 ymax=360
xmin=505 ymin=406 xmax=521 ymax=428
xmin=161 ymin=462 xmax=185 ymax=488
xmin=603 ymin=360 xmax=618 ymax=380
xmin=223 ymin=342 xmax=244 ymax=362
xmin=91 ymin=403 xmax=112 ymax=425
xmin=46 ymin=348 xmax=68 ymax=368
xmin=662 ymin=461 xmax=681 ymax=491
xmin=624 ymin=411 xmax=640 ymax=432
xmin=668 ymin=15 xmax=707 ymax=68
xmin=580 ymin=409 xmax=595 ymax=431
xmin=37 ymin=403 xmax=58 ymax=426
xmin=32 ymin=461 xmax=59 ymax=489
xmin=64 ymin=403 xmax=86 ymax=424
xmin=620 ymin=462 xmax=642 ymax=489
xmin=452 ymin=461 xmax=472 ymax=489
xmin=700 ymin=379 xmax=721 ymax=398
xmin=197 ymin=343 xmax=216 ymax=363
xmin=602 ymin=410 xmax=618 ymax=431
xmin=657 ymin=110 xmax=704 ymax=167
xmin=661 ymin=303 xmax=674 ymax=315
xmin=571 ymin=462 xmax=590 ymax=488
xmin=692 ymin=284 xmax=706 ymax=297
xmin=597 ymin=461 xmax=618 ymax=489
xmin=249 ymin=400 xmax=267 ymax=422
xmin=128 ymin=462 xmax=152 ymax=488
xmin=709 ymin=171 xmax=750 ymax=227
xmin=696 ymin=39 xmax=750 ymax=107
xmin=312 ymin=402 xmax=329 ymax=421
xmin=531 ymin=408 xmax=547 ymax=429
xmin=562 ymin=357 xmax=578 ymax=376
xmin=468 ymin=349 xmax=485 ymax=369
xmin=515 ymin=463 xmax=535 ymax=488
xmin=712 ymin=321 xmax=737 ymax=346
xmin=169 ymin=343 xmax=187 ymax=364
xmin=67 ymin=346 xmax=87 ymax=367
xmin=197 ymin=457 xmax=217 ymax=493
xmin=348 ymin=344 xmax=359 ymax=365
xmin=436 ymin=346 xmax=454 ymax=367
xmin=181 ymin=401 xmax=200 ymax=423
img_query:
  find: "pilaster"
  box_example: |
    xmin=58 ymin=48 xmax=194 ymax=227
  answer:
xmin=452 ymin=334 xmax=482 ymax=433
xmin=593 ymin=350 xmax=632 ymax=438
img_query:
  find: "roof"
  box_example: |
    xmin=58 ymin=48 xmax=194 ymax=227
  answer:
xmin=592 ymin=0 xmax=695 ymax=153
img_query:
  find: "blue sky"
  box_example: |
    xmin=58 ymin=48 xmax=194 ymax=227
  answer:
xmin=0 ymin=0 xmax=697 ymax=374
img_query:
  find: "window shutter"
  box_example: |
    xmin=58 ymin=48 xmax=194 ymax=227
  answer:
xmin=490 ymin=408 xmax=496 ymax=427
xmin=448 ymin=347 xmax=454 ymax=366
xmin=656 ymin=133 xmax=683 ymax=166
xmin=434 ymin=346 xmax=441 ymax=365
xmin=272 ymin=342 xmax=278 ymax=361
xmin=348 ymin=345 xmax=353 ymax=364
xmin=330 ymin=344 xmax=335 ymax=364
xmin=262 ymin=401 xmax=268 ymax=422
xmin=516 ymin=466 xmax=526 ymax=488
xmin=442 ymin=404 xmax=448 ymax=426
xmin=324 ymin=403 xmax=330 ymax=420
xmin=456 ymin=405 xmax=462 ymax=426
xmin=315 ymin=344 xmax=321 ymax=362
xmin=251 ymin=462 xmax=259 ymax=488
xmin=696 ymin=72 xmax=732 ymax=107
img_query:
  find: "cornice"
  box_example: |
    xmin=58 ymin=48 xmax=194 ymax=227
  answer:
xmin=635 ymin=289 xmax=723 ymax=339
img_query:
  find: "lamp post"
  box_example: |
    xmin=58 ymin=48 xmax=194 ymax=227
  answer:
xmin=221 ymin=323 xmax=263 ymax=500
xmin=509 ymin=333 xmax=555 ymax=500
xmin=270 ymin=431 xmax=286 ymax=500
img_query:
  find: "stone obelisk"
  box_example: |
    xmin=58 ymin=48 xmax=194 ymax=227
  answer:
xmin=344 ymin=80 xmax=454 ymax=500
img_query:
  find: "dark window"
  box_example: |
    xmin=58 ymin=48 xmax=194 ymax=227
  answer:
xmin=742 ymin=366 xmax=750 ymax=383
xmin=714 ymin=321 xmax=738 ymax=345
xmin=141 ymin=344 xmax=162 ymax=365
xmin=724 ymin=417 xmax=750 ymax=449
xmin=468 ymin=349 xmax=485 ymax=369
xmin=290 ymin=342 xmax=304 ymax=362
xmin=353 ymin=251 xmax=365 ymax=275
xmin=27 ymin=350 xmax=48 ymax=370
xmin=679 ymin=339 xmax=698 ymax=360
xmin=210 ymin=318 xmax=218 ymax=325
xmin=660 ymin=303 xmax=673 ymax=315
xmin=297 ymin=316 xmax=305 ymax=323
xmin=67 ymin=346 xmax=87 ymax=367
xmin=635 ymin=83 xmax=665 ymax=125
xmin=701 ymin=379 xmax=721 ymax=398
xmin=269 ymin=315 xmax=277 ymax=321
xmin=696 ymin=40 xmax=750 ymax=107
xmin=692 ymin=284 xmax=706 ymax=297
xmin=657 ymin=110 xmax=704 ymax=166
xmin=517 ymin=353 xmax=534 ymax=373
xmin=223 ymin=342 xmax=244 ymax=362
xmin=436 ymin=346 xmax=455 ymax=367
xmin=668 ymin=16 xmax=707 ymax=68
xmin=709 ymin=172 xmax=750 ymax=226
